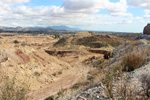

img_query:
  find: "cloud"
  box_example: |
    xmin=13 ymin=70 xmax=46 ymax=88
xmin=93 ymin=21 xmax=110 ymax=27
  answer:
xmin=107 ymin=0 xmax=127 ymax=13
xmin=0 ymin=0 xmax=31 ymax=15
xmin=0 ymin=0 xmax=133 ymax=29
xmin=117 ymin=19 xmax=132 ymax=24
xmin=62 ymin=0 xmax=98 ymax=11
xmin=2 ymin=0 xmax=31 ymax=4
xmin=144 ymin=10 xmax=150 ymax=19
xmin=62 ymin=0 xmax=128 ymax=15
xmin=128 ymin=0 xmax=150 ymax=22
xmin=110 ymin=12 xmax=132 ymax=17
xmin=128 ymin=0 xmax=150 ymax=9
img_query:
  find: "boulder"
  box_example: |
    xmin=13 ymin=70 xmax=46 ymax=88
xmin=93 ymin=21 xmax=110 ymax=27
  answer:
xmin=143 ymin=23 xmax=150 ymax=35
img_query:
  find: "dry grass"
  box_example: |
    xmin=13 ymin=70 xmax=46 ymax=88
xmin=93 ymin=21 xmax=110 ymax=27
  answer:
xmin=100 ymin=47 xmax=150 ymax=99
xmin=98 ymin=59 xmax=105 ymax=69
xmin=115 ymin=80 xmax=148 ymax=100
xmin=0 ymin=76 xmax=28 ymax=100
xmin=102 ymin=65 xmax=148 ymax=100
xmin=104 ymin=71 xmax=113 ymax=98
xmin=130 ymin=40 xmax=141 ymax=46
xmin=92 ymin=44 xmax=150 ymax=99
xmin=147 ymin=40 xmax=150 ymax=44
xmin=121 ymin=48 xmax=149 ymax=72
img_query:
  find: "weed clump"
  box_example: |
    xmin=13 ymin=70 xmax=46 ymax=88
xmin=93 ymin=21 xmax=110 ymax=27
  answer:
xmin=121 ymin=50 xmax=147 ymax=72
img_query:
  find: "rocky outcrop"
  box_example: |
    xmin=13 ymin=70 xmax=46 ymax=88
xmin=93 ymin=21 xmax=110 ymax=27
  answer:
xmin=144 ymin=23 xmax=150 ymax=35
xmin=133 ymin=35 xmax=150 ymax=40
xmin=127 ymin=63 xmax=150 ymax=98
xmin=66 ymin=82 xmax=108 ymax=100
xmin=111 ymin=62 xmax=150 ymax=99
xmin=107 ymin=39 xmax=150 ymax=67
xmin=105 ymin=38 xmax=150 ymax=99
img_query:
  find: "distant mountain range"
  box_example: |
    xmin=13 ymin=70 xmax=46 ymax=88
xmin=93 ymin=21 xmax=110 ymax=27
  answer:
xmin=48 ymin=25 xmax=81 ymax=31
xmin=0 ymin=25 xmax=82 ymax=34
xmin=0 ymin=25 xmax=81 ymax=31
xmin=0 ymin=25 xmax=135 ymax=34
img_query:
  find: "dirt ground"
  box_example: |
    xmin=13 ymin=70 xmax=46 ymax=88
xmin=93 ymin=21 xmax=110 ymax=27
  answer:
xmin=0 ymin=32 xmax=116 ymax=100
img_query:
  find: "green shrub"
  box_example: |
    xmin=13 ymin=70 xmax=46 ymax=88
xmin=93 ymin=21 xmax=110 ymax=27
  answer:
xmin=57 ymin=90 xmax=64 ymax=97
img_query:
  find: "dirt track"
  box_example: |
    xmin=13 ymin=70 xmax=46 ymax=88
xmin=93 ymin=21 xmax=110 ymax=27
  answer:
xmin=27 ymin=64 xmax=87 ymax=100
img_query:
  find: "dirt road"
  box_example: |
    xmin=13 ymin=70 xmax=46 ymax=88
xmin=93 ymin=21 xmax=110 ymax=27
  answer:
xmin=27 ymin=65 xmax=87 ymax=100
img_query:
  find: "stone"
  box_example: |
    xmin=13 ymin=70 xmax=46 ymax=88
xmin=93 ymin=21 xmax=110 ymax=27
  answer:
xmin=144 ymin=23 xmax=150 ymax=35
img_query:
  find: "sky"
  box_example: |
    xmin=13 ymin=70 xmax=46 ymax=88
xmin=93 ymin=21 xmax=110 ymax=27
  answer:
xmin=0 ymin=0 xmax=150 ymax=32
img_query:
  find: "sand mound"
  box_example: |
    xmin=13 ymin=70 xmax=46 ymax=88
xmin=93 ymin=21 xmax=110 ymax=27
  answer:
xmin=54 ymin=31 xmax=125 ymax=48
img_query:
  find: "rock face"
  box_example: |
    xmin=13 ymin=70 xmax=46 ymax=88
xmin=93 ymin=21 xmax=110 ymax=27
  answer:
xmin=111 ymin=62 xmax=150 ymax=99
xmin=143 ymin=23 xmax=150 ymax=35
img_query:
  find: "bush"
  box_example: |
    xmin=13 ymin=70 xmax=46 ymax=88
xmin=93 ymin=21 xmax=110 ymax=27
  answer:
xmin=0 ymin=77 xmax=28 ymax=100
xmin=53 ymin=35 xmax=60 ymax=39
xmin=21 ymin=42 xmax=27 ymax=46
xmin=121 ymin=50 xmax=147 ymax=72
xmin=104 ymin=52 xmax=113 ymax=59
xmin=13 ymin=40 xmax=19 ymax=44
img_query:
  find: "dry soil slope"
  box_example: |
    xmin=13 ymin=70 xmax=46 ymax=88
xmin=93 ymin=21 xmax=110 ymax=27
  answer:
xmin=0 ymin=43 xmax=89 ymax=100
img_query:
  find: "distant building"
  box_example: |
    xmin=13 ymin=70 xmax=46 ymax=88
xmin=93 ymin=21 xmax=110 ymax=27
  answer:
xmin=143 ymin=23 xmax=150 ymax=35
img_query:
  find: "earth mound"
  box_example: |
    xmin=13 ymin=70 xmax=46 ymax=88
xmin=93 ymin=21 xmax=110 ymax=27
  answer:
xmin=54 ymin=31 xmax=125 ymax=48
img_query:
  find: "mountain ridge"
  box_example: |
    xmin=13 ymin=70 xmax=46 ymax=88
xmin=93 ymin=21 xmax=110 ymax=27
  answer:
xmin=0 ymin=25 xmax=81 ymax=31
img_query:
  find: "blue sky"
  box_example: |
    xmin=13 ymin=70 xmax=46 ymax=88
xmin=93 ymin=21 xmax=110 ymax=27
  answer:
xmin=0 ymin=0 xmax=150 ymax=32
xmin=26 ymin=0 xmax=64 ymax=6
